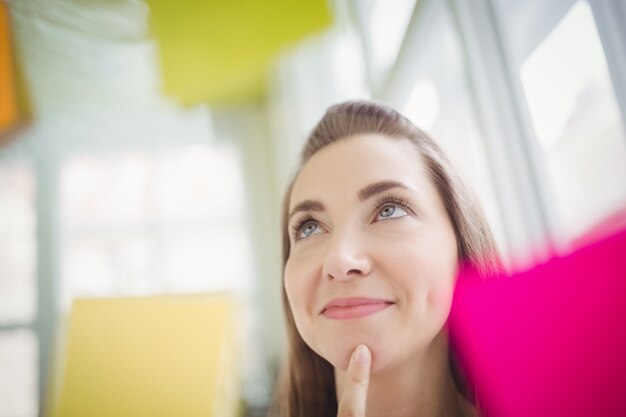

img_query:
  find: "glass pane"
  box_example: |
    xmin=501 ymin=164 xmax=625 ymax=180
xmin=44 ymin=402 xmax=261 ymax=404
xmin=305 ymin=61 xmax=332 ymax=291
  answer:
xmin=0 ymin=330 xmax=38 ymax=417
xmin=153 ymin=143 xmax=245 ymax=222
xmin=61 ymin=152 xmax=149 ymax=229
xmin=0 ymin=164 xmax=36 ymax=324
xmin=401 ymin=2 xmax=507 ymax=252
xmin=368 ymin=0 xmax=417 ymax=82
xmin=491 ymin=0 xmax=575 ymax=68
xmin=519 ymin=1 xmax=626 ymax=240
xmin=62 ymin=226 xmax=254 ymax=310
xmin=61 ymin=233 xmax=154 ymax=309
xmin=0 ymin=240 xmax=36 ymax=324
xmin=159 ymin=226 xmax=253 ymax=294
xmin=60 ymin=144 xmax=253 ymax=309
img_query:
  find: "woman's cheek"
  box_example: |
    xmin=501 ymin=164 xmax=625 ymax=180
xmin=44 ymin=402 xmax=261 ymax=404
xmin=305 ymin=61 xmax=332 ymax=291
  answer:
xmin=284 ymin=263 xmax=301 ymax=316
xmin=427 ymin=280 xmax=455 ymax=318
xmin=284 ymin=258 xmax=316 ymax=329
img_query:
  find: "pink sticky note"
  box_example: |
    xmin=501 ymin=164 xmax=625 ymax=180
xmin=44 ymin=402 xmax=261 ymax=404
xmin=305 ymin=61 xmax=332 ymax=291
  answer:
xmin=449 ymin=228 xmax=626 ymax=417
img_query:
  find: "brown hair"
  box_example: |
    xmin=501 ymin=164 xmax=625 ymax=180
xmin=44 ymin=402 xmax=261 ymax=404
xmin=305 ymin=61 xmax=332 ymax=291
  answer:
xmin=270 ymin=100 xmax=501 ymax=417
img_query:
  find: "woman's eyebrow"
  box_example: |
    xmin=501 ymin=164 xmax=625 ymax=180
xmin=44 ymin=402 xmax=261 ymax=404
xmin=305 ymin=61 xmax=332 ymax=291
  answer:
xmin=357 ymin=180 xmax=411 ymax=201
xmin=289 ymin=200 xmax=325 ymax=221
xmin=289 ymin=180 xmax=412 ymax=221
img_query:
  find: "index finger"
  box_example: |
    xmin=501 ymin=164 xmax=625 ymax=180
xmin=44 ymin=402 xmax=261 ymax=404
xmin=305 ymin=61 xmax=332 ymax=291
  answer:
xmin=337 ymin=344 xmax=371 ymax=417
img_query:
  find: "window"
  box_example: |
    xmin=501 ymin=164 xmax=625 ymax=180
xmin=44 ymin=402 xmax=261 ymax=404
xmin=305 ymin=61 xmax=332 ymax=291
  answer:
xmin=0 ymin=331 xmax=38 ymax=417
xmin=60 ymin=144 xmax=253 ymax=310
xmin=0 ymin=163 xmax=37 ymax=417
xmin=364 ymin=0 xmax=417 ymax=89
xmin=397 ymin=0 xmax=507 ymax=252
xmin=495 ymin=0 xmax=626 ymax=241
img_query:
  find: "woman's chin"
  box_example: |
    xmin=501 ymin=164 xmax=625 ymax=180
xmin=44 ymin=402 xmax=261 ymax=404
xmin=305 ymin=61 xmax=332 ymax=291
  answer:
xmin=320 ymin=338 xmax=396 ymax=374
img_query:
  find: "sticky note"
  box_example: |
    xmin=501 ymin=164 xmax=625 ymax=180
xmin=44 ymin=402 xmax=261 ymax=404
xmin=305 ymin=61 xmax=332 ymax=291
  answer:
xmin=55 ymin=294 xmax=241 ymax=417
xmin=449 ymin=228 xmax=626 ymax=417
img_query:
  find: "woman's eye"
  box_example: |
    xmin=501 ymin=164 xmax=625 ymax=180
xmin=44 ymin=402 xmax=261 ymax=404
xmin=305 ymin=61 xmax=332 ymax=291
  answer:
xmin=376 ymin=204 xmax=408 ymax=221
xmin=298 ymin=220 xmax=322 ymax=239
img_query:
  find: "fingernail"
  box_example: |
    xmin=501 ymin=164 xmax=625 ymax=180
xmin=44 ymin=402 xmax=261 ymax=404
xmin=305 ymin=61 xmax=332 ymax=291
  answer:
xmin=355 ymin=344 xmax=370 ymax=366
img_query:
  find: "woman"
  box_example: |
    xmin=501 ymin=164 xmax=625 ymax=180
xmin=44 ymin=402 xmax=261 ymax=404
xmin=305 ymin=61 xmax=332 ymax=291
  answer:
xmin=271 ymin=101 xmax=501 ymax=417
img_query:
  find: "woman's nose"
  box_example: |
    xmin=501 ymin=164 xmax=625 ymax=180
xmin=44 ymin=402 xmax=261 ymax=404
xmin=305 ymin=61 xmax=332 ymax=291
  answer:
xmin=321 ymin=230 xmax=372 ymax=281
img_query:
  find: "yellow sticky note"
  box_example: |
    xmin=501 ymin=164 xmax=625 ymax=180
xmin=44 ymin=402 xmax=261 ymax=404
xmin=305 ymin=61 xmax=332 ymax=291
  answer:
xmin=55 ymin=294 xmax=241 ymax=417
xmin=146 ymin=0 xmax=333 ymax=105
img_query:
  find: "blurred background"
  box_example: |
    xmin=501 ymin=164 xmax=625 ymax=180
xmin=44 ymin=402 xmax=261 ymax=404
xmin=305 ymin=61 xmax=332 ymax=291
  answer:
xmin=0 ymin=0 xmax=625 ymax=416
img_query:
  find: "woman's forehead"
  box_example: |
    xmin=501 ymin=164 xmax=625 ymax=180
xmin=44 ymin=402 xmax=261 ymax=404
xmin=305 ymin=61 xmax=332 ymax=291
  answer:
xmin=289 ymin=134 xmax=431 ymax=209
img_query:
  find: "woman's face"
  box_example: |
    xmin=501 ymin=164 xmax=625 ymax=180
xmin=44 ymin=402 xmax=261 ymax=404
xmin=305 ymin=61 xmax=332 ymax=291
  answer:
xmin=284 ymin=134 xmax=459 ymax=373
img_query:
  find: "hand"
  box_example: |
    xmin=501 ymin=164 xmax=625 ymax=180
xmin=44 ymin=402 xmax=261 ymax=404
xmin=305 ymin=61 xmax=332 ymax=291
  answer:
xmin=337 ymin=344 xmax=372 ymax=417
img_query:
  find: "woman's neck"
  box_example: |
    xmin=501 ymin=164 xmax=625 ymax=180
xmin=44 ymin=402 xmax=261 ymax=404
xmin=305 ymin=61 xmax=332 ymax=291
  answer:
xmin=334 ymin=332 xmax=471 ymax=417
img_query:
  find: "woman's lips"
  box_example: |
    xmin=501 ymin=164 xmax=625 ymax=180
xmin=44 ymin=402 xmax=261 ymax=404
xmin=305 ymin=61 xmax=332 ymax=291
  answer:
xmin=320 ymin=297 xmax=395 ymax=320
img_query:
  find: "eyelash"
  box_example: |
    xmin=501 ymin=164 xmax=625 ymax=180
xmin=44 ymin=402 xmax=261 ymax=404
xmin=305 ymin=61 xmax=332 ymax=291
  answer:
xmin=290 ymin=194 xmax=413 ymax=240
xmin=291 ymin=215 xmax=316 ymax=240
xmin=373 ymin=194 xmax=412 ymax=218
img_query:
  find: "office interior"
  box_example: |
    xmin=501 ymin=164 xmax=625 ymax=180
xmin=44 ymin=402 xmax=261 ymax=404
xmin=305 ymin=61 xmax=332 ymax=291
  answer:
xmin=1 ymin=0 xmax=625 ymax=416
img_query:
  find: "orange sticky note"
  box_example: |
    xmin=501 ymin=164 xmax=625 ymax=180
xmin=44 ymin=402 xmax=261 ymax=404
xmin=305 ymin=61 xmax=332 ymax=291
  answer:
xmin=0 ymin=2 xmax=19 ymax=130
